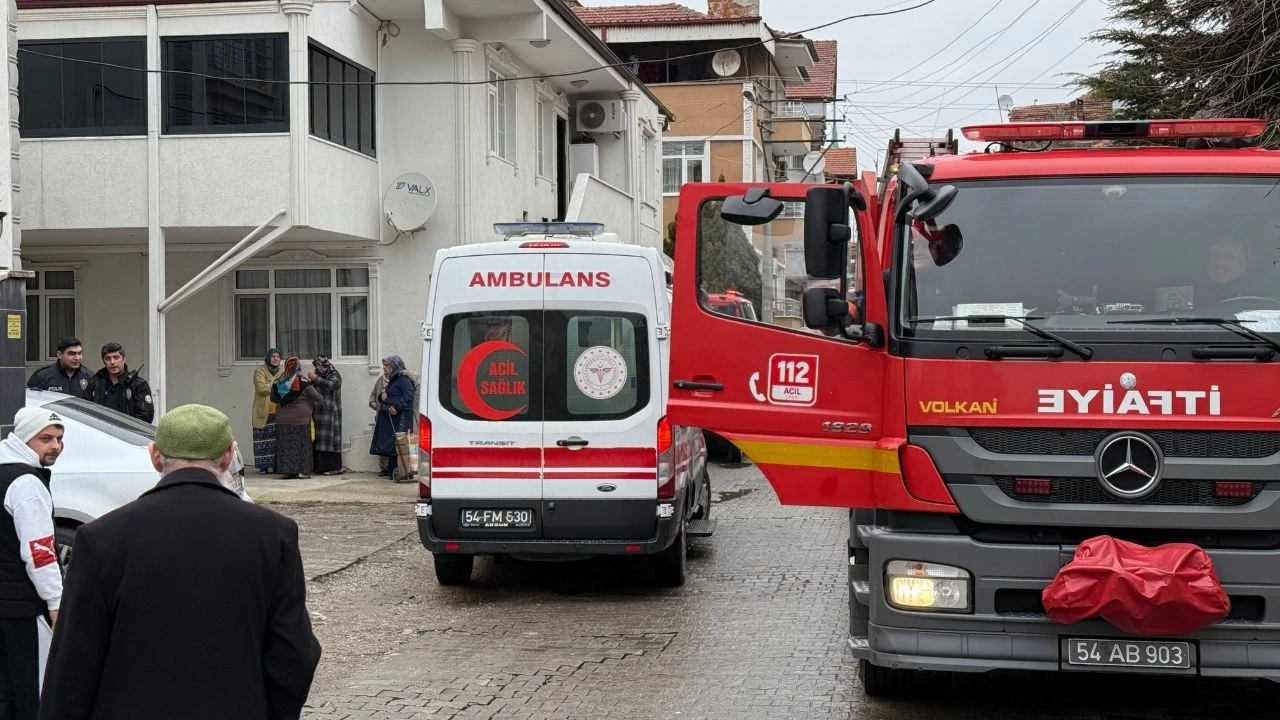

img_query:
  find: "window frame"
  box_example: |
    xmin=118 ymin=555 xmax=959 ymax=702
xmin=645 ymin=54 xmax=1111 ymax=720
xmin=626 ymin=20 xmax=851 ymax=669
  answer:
xmin=23 ymin=267 xmax=82 ymax=363
xmin=231 ymin=264 xmax=372 ymax=363
xmin=487 ymin=65 xmax=514 ymax=161
xmin=308 ymin=41 xmax=376 ymax=157
xmin=161 ymin=33 xmax=290 ymax=136
xmin=662 ymin=140 xmax=707 ymax=195
xmin=17 ymin=37 xmax=148 ymax=139
xmin=535 ymin=97 xmax=549 ymax=179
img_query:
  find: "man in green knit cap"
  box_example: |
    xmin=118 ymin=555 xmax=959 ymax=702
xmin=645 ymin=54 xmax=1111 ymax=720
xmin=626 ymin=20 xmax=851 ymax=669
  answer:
xmin=38 ymin=404 xmax=321 ymax=720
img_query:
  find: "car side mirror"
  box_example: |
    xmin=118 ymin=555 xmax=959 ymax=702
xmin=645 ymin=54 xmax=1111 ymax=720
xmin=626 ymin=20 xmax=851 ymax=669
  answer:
xmin=720 ymin=187 xmax=784 ymax=226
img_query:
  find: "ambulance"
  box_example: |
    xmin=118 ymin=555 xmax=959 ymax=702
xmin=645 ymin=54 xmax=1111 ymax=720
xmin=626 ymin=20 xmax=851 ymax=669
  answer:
xmin=414 ymin=222 xmax=714 ymax=587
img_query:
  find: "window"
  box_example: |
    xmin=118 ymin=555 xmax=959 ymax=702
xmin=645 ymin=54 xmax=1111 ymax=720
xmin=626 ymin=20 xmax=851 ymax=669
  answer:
xmin=233 ymin=267 xmax=370 ymax=361
xmin=535 ymin=99 xmax=549 ymax=178
xmin=309 ymin=43 xmax=375 ymax=156
xmin=487 ymin=68 xmax=511 ymax=159
xmin=163 ymin=34 xmax=288 ymax=134
xmin=18 ymin=38 xmax=146 ymax=138
xmin=24 ymin=270 xmax=77 ymax=362
xmin=439 ymin=311 xmax=650 ymax=422
xmin=662 ymin=141 xmax=705 ymax=194
xmin=778 ymin=201 xmax=804 ymax=219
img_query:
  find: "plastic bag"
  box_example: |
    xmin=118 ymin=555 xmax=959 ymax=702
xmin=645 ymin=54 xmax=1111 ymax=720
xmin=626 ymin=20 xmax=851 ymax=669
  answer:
xmin=1042 ymin=535 xmax=1230 ymax=636
xmin=393 ymin=431 xmax=418 ymax=482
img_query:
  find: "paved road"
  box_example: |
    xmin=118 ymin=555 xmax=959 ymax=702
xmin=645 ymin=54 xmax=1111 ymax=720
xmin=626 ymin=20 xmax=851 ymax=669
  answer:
xmin=277 ymin=464 xmax=1276 ymax=720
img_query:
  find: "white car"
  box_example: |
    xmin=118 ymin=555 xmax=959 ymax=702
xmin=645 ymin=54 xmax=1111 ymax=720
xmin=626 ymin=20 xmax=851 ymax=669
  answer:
xmin=24 ymin=389 xmax=248 ymax=567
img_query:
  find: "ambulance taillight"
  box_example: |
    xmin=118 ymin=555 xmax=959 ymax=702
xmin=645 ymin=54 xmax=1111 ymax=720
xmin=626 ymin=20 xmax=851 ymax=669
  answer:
xmin=417 ymin=414 xmax=432 ymax=500
xmin=656 ymin=416 xmax=675 ymax=500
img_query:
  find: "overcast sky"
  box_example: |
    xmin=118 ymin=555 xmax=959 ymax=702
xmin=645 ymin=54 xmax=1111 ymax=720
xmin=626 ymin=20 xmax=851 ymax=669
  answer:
xmin=583 ymin=0 xmax=1118 ymax=171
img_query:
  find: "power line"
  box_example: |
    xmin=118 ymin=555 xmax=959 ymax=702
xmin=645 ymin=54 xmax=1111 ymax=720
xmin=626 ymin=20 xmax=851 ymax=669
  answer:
xmin=15 ymin=1 xmax=940 ymax=89
xmin=851 ymin=0 xmax=1008 ymax=95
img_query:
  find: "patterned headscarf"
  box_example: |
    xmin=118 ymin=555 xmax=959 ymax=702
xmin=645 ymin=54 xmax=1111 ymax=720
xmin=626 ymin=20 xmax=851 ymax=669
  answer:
xmin=382 ymin=355 xmax=406 ymax=376
xmin=274 ymin=356 xmax=302 ymax=397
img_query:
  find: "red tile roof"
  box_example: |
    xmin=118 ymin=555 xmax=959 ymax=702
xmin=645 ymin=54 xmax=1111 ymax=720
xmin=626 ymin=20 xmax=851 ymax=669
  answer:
xmin=785 ymin=39 xmax=837 ymax=101
xmin=1007 ymin=94 xmax=1113 ymax=122
xmin=573 ymin=3 xmax=756 ymax=27
xmin=824 ymin=147 xmax=858 ymax=178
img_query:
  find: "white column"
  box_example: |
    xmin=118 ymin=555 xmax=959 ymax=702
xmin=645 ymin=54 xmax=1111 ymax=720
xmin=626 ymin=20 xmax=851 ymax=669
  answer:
xmin=146 ymin=5 xmax=167 ymax=416
xmin=621 ymin=89 xmax=642 ymax=245
xmin=1 ymin=0 xmax=18 ymax=268
xmin=282 ymin=0 xmax=314 ymax=228
xmin=450 ymin=39 xmax=477 ymax=244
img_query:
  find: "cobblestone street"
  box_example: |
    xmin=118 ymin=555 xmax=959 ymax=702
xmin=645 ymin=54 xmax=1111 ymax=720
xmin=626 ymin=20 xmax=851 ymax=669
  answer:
xmin=254 ymin=464 xmax=1277 ymax=720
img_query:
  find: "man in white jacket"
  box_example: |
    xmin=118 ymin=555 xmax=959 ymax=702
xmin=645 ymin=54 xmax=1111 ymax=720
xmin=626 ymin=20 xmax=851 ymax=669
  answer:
xmin=0 ymin=408 xmax=65 ymax=720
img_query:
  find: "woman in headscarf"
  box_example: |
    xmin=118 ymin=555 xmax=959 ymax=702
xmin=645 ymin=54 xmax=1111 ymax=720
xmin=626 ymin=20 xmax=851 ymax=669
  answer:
xmin=370 ymin=354 xmax=416 ymax=478
xmin=270 ymin=356 xmax=323 ymax=479
xmin=309 ymin=354 xmax=345 ymax=476
xmin=250 ymin=348 xmax=284 ymax=474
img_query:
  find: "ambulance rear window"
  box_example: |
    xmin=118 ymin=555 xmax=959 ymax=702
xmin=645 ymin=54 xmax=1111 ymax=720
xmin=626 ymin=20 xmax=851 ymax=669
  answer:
xmin=438 ymin=310 xmax=649 ymax=422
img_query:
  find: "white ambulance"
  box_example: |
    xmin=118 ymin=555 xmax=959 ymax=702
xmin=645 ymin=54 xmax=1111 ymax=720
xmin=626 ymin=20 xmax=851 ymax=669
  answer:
xmin=414 ymin=223 xmax=714 ymax=587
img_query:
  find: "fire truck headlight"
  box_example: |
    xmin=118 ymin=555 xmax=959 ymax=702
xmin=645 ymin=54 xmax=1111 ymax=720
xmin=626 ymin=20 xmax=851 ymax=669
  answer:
xmin=885 ymin=560 xmax=971 ymax=612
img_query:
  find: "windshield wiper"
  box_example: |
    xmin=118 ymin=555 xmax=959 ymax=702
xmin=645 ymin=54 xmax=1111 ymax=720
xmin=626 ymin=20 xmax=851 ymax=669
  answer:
xmin=909 ymin=314 xmax=1094 ymax=360
xmin=1107 ymin=316 xmax=1280 ymax=355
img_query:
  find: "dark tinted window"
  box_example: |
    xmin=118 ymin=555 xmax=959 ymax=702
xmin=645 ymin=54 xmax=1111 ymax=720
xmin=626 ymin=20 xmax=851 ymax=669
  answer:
xmin=163 ymin=35 xmax=288 ymax=134
xmin=49 ymin=396 xmax=154 ymax=446
xmin=308 ymin=43 xmax=375 ymax=156
xmin=439 ymin=311 xmax=650 ymax=422
xmin=18 ymin=39 xmax=146 ymax=138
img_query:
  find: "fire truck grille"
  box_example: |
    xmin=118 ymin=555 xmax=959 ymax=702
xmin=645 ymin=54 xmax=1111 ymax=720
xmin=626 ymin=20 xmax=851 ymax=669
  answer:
xmin=968 ymin=428 xmax=1280 ymax=459
xmin=993 ymin=477 xmax=1262 ymax=507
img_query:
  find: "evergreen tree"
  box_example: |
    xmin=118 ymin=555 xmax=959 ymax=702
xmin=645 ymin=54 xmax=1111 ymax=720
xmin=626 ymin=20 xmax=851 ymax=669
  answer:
xmin=698 ymin=201 xmax=763 ymax=313
xmin=1077 ymin=0 xmax=1280 ymax=146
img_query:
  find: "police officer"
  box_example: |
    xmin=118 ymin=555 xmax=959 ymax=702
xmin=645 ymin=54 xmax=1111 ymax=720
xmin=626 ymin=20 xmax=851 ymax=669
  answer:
xmin=26 ymin=338 xmax=93 ymax=401
xmin=89 ymin=343 xmax=155 ymax=423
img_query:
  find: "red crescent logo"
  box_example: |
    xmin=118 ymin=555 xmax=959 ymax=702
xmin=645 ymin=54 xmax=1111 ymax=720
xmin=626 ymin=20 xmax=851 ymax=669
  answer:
xmin=457 ymin=340 xmax=528 ymax=421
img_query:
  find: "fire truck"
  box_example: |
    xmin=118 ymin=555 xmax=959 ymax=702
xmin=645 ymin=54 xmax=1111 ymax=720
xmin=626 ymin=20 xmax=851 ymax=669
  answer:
xmin=667 ymin=118 xmax=1280 ymax=695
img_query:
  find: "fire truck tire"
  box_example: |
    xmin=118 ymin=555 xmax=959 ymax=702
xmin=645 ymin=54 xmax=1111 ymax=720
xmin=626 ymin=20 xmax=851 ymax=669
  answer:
xmin=858 ymin=660 xmax=916 ymax=698
xmin=653 ymin=528 xmax=687 ymax=587
xmin=433 ymin=553 xmax=474 ymax=586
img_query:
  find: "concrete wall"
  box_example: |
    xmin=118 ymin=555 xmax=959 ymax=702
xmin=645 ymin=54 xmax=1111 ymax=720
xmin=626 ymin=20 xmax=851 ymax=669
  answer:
xmin=22 ymin=139 xmax=148 ymax=230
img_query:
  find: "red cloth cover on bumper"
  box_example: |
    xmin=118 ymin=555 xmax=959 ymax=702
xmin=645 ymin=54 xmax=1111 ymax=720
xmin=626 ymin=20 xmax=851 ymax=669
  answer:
xmin=1042 ymin=535 xmax=1230 ymax=636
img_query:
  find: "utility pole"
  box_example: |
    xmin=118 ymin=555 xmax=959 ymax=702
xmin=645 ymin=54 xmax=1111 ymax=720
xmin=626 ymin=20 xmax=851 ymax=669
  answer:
xmin=0 ymin=0 xmax=31 ymax=435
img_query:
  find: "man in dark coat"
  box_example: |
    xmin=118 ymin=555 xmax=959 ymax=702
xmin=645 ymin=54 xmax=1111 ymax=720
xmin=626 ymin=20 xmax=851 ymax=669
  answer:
xmin=25 ymin=338 xmax=93 ymax=401
xmin=37 ymin=404 xmax=321 ymax=720
xmin=88 ymin=343 xmax=154 ymax=423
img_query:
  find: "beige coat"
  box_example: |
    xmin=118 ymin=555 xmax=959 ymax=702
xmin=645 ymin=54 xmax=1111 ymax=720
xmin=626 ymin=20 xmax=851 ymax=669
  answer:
xmin=251 ymin=364 xmax=283 ymax=429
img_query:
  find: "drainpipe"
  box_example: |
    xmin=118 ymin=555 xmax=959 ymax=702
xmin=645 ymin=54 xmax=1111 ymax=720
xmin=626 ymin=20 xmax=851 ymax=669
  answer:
xmin=450 ymin=39 xmax=478 ymax=244
xmin=146 ymin=4 xmax=166 ymax=416
xmin=621 ymin=89 xmax=642 ymax=245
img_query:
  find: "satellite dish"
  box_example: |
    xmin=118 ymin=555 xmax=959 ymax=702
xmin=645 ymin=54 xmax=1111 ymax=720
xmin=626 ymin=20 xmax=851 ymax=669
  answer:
xmin=997 ymin=94 xmax=1014 ymax=113
xmin=384 ymin=172 xmax=437 ymax=234
xmin=802 ymin=151 xmax=826 ymax=177
xmin=711 ymin=49 xmax=742 ymax=77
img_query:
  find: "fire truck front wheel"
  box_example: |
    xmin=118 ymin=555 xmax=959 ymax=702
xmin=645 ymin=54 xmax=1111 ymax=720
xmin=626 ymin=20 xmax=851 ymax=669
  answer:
xmin=433 ymin=553 xmax=475 ymax=586
xmin=858 ymin=659 xmax=917 ymax=698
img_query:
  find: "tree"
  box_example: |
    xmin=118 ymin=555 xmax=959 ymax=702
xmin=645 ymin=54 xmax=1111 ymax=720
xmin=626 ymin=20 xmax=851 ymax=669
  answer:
xmin=698 ymin=201 xmax=763 ymax=313
xmin=1077 ymin=0 xmax=1280 ymax=146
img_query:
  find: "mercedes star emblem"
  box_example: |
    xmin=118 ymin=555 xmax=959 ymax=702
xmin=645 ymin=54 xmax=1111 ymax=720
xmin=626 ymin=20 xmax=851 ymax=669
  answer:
xmin=1095 ymin=432 xmax=1163 ymax=500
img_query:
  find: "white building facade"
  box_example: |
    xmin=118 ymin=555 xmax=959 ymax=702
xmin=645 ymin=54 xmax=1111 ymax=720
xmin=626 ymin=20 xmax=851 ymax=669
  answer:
xmin=15 ymin=0 xmax=668 ymax=468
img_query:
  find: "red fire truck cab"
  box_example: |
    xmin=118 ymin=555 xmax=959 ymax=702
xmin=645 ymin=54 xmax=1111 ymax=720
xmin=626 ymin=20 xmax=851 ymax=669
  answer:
xmin=668 ymin=119 xmax=1280 ymax=695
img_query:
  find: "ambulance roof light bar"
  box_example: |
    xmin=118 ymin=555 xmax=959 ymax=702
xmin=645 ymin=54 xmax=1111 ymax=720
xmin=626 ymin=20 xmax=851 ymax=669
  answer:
xmin=494 ymin=222 xmax=605 ymax=239
xmin=961 ymin=118 xmax=1268 ymax=143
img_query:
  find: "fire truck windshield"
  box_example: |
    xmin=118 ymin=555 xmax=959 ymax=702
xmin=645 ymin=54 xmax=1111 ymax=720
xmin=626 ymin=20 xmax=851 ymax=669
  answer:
xmin=901 ymin=176 xmax=1280 ymax=345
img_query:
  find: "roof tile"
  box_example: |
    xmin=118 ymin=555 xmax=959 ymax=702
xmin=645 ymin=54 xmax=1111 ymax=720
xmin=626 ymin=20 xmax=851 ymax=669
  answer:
xmin=824 ymin=147 xmax=857 ymax=178
xmin=573 ymin=3 xmax=738 ymax=27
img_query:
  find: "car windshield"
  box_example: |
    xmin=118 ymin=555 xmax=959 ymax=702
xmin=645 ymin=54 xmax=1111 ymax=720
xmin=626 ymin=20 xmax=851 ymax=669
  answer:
xmin=901 ymin=176 xmax=1280 ymax=337
xmin=48 ymin=396 xmax=154 ymax=447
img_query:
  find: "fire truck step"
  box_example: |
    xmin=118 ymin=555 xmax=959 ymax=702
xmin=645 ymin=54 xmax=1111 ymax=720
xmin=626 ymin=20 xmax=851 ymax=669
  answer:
xmin=687 ymin=519 xmax=717 ymax=537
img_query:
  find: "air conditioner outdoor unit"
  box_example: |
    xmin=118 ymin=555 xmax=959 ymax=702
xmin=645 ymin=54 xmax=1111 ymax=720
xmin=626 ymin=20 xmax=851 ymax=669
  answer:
xmin=576 ymin=99 xmax=625 ymax=133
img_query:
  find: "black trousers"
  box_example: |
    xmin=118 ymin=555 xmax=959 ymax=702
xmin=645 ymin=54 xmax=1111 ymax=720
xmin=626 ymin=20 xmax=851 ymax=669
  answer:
xmin=0 ymin=616 xmax=40 ymax=720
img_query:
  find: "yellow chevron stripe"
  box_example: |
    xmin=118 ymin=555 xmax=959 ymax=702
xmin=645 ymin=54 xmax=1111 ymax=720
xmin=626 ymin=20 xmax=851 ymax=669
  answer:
xmin=733 ymin=440 xmax=901 ymax=474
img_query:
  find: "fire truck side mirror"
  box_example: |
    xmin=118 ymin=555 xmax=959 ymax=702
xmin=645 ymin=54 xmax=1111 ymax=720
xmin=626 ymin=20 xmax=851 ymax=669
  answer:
xmin=804 ymin=186 xmax=851 ymax=279
xmin=802 ymin=287 xmax=847 ymax=329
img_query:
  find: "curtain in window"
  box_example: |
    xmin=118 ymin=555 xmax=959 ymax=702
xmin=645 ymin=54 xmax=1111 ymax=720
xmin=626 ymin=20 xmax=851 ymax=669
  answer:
xmin=275 ymin=294 xmax=331 ymax=359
